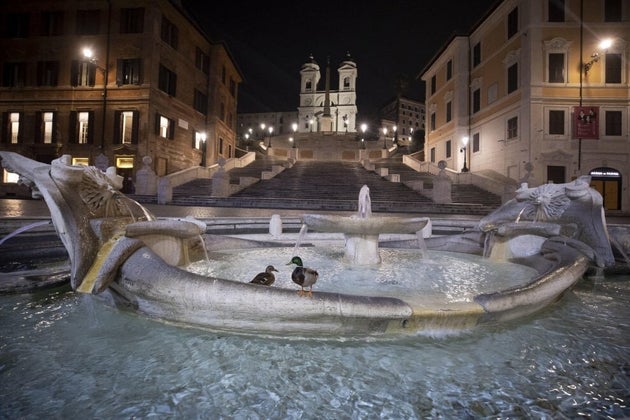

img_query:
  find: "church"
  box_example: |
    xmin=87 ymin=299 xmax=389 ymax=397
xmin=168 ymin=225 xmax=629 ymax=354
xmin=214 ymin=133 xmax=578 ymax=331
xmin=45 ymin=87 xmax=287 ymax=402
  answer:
xmin=297 ymin=52 xmax=358 ymax=133
xmin=236 ymin=52 xmax=358 ymax=137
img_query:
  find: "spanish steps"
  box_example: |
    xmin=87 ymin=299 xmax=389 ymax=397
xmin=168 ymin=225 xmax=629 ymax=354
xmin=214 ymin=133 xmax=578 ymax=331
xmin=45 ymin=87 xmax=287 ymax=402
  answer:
xmin=159 ymin=152 xmax=502 ymax=215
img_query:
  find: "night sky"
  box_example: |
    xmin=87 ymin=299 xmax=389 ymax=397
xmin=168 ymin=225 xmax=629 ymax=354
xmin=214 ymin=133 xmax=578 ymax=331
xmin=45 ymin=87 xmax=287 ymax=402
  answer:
xmin=183 ymin=0 xmax=499 ymax=118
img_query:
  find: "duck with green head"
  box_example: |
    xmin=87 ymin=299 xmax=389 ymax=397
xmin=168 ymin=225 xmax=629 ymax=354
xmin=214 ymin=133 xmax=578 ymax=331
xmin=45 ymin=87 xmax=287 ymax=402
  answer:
xmin=287 ymin=256 xmax=319 ymax=298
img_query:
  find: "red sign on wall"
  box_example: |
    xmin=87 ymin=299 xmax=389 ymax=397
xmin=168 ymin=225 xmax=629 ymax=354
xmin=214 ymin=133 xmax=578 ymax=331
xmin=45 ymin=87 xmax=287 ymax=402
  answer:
xmin=573 ymin=106 xmax=599 ymax=139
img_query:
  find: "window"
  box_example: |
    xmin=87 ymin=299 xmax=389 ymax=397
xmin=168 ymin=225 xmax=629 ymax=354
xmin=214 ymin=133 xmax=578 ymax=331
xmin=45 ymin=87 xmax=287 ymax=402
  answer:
xmin=7 ymin=13 xmax=29 ymax=37
xmin=158 ymin=64 xmax=177 ymax=96
xmin=219 ymin=137 xmax=224 ymax=155
xmin=472 ymin=133 xmax=480 ymax=153
xmin=507 ymin=7 xmax=518 ymax=39
xmin=160 ymin=16 xmax=178 ymax=49
xmin=605 ymin=111 xmax=622 ymax=136
xmin=114 ymin=111 xmax=139 ymax=144
xmin=446 ymin=60 xmax=452 ymax=81
xmin=507 ymin=63 xmax=518 ymax=93
xmin=548 ymin=0 xmax=565 ymax=22
xmin=446 ymin=101 xmax=452 ymax=122
xmin=76 ymin=10 xmax=100 ymax=35
xmin=549 ymin=110 xmax=565 ymax=135
xmin=41 ymin=11 xmax=64 ymax=36
xmin=604 ymin=0 xmax=622 ymax=22
xmin=430 ymin=147 xmax=436 ymax=163
xmin=195 ymin=47 xmax=209 ymax=74
xmin=9 ymin=112 xmax=21 ymax=144
xmin=2 ymin=63 xmax=26 ymax=87
xmin=507 ymin=116 xmax=518 ymax=140
xmin=430 ymin=112 xmax=436 ymax=131
xmin=116 ymin=59 xmax=142 ymax=85
xmin=548 ymin=53 xmax=564 ymax=83
xmin=472 ymin=89 xmax=480 ymax=113
xmin=445 ymin=140 xmax=451 ymax=158
xmin=473 ymin=42 xmax=481 ymax=67
xmin=37 ymin=111 xmax=56 ymax=144
xmin=430 ymin=75 xmax=436 ymax=95
xmin=120 ymin=8 xmax=144 ymax=33
xmin=487 ymin=83 xmax=498 ymax=104
xmin=343 ymin=76 xmax=350 ymax=89
xmin=194 ymin=131 xmax=205 ymax=150
xmin=37 ymin=61 xmax=59 ymax=86
xmin=605 ymin=53 xmax=621 ymax=84
xmin=155 ymin=113 xmax=174 ymax=139
xmin=305 ymin=80 xmax=312 ymax=91
xmin=71 ymin=60 xmax=96 ymax=87
xmin=194 ymin=89 xmax=208 ymax=114
xmin=69 ymin=111 xmax=94 ymax=144
xmin=230 ymin=79 xmax=236 ymax=97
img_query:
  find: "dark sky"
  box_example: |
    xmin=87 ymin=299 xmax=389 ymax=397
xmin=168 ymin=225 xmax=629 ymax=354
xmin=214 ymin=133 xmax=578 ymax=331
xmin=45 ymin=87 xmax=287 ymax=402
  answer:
xmin=183 ymin=0 xmax=499 ymax=118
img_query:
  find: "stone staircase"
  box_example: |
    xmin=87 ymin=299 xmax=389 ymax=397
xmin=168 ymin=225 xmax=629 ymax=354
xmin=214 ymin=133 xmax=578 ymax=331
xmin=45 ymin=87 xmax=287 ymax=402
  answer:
xmin=142 ymin=158 xmax=501 ymax=215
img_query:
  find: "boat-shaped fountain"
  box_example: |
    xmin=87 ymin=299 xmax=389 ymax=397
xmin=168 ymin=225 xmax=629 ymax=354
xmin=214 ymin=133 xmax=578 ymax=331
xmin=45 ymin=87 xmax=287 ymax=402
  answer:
xmin=0 ymin=151 xmax=621 ymax=338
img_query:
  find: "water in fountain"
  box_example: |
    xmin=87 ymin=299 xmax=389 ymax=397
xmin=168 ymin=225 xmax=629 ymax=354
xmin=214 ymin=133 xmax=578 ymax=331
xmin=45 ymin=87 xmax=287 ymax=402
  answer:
xmin=1 ymin=276 xmax=628 ymax=418
xmin=0 ymin=220 xmax=51 ymax=246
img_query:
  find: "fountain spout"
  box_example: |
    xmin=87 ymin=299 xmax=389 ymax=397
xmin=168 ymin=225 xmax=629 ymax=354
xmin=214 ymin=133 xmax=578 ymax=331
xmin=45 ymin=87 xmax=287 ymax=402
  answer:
xmin=302 ymin=185 xmax=429 ymax=265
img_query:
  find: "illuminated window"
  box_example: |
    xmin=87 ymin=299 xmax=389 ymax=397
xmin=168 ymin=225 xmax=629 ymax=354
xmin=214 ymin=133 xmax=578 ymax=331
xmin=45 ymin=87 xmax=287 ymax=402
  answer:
xmin=78 ymin=112 xmax=90 ymax=144
xmin=9 ymin=112 xmax=20 ymax=143
xmin=3 ymin=169 xmax=19 ymax=183
xmin=72 ymin=157 xmax=89 ymax=166
xmin=43 ymin=112 xmax=54 ymax=143
xmin=120 ymin=111 xmax=134 ymax=143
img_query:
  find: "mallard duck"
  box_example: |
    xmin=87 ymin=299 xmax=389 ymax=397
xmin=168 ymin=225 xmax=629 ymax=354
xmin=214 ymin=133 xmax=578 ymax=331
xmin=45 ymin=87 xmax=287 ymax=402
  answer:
xmin=250 ymin=265 xmax=278 ymax=286
xmin=287 ymin=256 xmax=319 ymax=297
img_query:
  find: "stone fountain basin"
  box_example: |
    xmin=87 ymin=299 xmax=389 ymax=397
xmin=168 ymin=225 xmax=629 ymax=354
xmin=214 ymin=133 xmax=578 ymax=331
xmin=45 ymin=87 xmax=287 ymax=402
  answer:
xmin=302 ymin=214 xmax=429 ymax=234
xmin=97 ymin=233 xmax=588 ymax=338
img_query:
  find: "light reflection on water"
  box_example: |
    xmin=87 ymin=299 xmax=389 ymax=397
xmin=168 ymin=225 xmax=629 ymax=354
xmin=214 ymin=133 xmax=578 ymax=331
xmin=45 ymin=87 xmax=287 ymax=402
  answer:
xmin=1 ymin=276 xmax=628 ymax=418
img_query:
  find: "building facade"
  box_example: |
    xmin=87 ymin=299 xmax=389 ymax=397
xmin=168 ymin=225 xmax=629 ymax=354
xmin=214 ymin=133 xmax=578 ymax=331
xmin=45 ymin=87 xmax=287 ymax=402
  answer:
xmin=379 ymin=96 xmax=426 ymax=146
xmin=421 ymin=0 xmax=629 ymax=212
xmin=0 ymin=0 xmax=242 ymax=194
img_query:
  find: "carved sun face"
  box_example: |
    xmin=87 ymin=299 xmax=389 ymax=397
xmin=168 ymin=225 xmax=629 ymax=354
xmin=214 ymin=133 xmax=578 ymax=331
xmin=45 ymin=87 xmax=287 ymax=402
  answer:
xmin=520 ymin=183 xmax=571 ymax=222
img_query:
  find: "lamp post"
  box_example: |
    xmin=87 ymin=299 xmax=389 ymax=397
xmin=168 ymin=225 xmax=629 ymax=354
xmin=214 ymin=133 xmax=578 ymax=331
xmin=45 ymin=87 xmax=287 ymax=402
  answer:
xmin=342 ymin=114 xmax=348 ymax=133
xmin=82 ymin=47 xmax=108 ymax=150
xmin=291 ymin=122 xmax=298 ymax=148
xmin=244 ymin=133 xmax=250 ymax=151
xmin=460 ymin=136 xmax=469 ymax=173
xmin=393 ymin=125 xmax=398 ymax=145
xmin=267 ymin=126 xmax=273 ymax=147
xmin=309 ymin=118 xmax=314 ymax=133
xmin=382 ymin=127 xmax=388 ymax=149
xmin=260 ymin=123 xmax=266 ymax=142
xmin=360 ymin=123 xmax=367 ymax=149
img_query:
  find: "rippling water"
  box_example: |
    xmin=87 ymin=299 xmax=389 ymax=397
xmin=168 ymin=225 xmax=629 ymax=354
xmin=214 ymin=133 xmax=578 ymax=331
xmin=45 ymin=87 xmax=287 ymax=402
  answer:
xmin=1 ymin=275 xmax=629 ymax=418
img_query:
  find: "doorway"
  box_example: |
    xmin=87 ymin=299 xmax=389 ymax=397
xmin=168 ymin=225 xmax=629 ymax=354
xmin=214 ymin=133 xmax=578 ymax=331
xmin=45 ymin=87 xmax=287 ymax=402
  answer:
xmin=589 ymin=167 xmax=622 ymax=210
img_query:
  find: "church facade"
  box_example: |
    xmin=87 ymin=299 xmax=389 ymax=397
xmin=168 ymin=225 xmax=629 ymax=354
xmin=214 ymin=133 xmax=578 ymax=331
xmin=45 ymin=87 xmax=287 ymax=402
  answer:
xmin=297 ymin=53 xmax=358 ymax=133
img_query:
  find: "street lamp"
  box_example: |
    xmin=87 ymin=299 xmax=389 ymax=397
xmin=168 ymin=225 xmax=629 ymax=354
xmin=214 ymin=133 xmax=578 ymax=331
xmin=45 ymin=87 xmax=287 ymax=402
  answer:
xmin=360 ymin=123 xmax=367 ymax=149
xmin=82 ymin=47 xmax=108 ymax=150
xmin=291 ymin=122 xmax=298 ymax=148
xmin=342 ymin=114 xmax=348 ymax=133
xmin=382 ymin=127 xmax=388 ymax=149
xmin=200 ymin=132 xmax=207 ymax=167
xmin=460 ymin=136 xmax=469 ymax=172
xmin=267 ymin=126 xmax=273 ymax=147
xmin=309 ymin=118 xmax=314 ymax=132
xmin=244 ymin=133 xmax=250 ymax=151
xmin=260 ymin=123 xmax=266 ymax=141
xmin=393 ymin=125 xmax=398 ymax=145
xmin=583 ymin=38 xmax=614 ymax=75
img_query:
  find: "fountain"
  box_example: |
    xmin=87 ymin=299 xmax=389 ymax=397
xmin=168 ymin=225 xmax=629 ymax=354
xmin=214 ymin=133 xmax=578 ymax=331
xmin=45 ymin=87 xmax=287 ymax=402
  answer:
xmin=301 ymin=185 xmax=429 ymax=265
xmin=0 ymin=151 xmax=625 ymax=338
